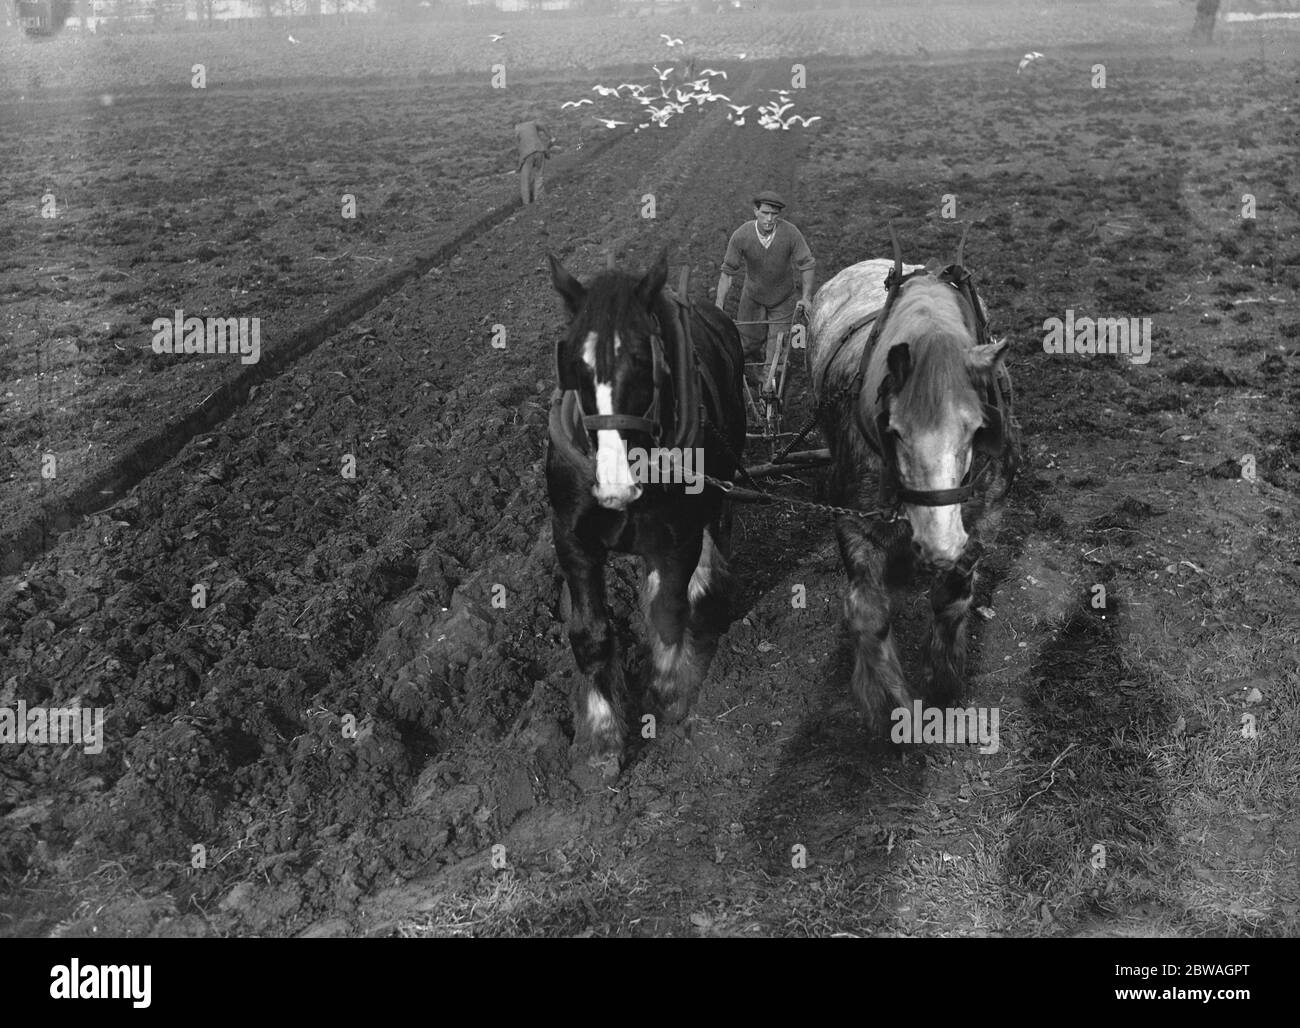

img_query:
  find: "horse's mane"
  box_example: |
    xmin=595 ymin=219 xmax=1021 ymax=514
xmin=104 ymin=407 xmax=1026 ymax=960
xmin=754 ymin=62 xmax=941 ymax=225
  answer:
xmin=879 ymin=278 xmax=983 ymax=420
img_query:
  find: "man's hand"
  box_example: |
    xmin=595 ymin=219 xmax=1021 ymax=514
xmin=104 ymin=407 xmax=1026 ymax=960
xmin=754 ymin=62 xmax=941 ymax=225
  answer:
xmin=794 ymin=298 xmax=811 ymax=321
xmin=715 ymin=272 xmax=733 ymax=311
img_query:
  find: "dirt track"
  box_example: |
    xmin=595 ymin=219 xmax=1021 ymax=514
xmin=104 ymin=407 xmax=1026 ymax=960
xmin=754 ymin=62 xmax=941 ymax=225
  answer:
xmin=2 ymin=17 xmax=1299 ymax=938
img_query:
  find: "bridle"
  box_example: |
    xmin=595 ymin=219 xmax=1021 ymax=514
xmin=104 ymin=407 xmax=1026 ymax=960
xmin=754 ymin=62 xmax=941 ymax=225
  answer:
xmin=570 ymin=331 xmax=672 ymax=444
xmin=834 ymin=226 xmax=1017 ymax=509
xmin=873 ymin=369 xmax=1008 ymax=508
xmin=548 ymin=269 xmax=707 ymax=475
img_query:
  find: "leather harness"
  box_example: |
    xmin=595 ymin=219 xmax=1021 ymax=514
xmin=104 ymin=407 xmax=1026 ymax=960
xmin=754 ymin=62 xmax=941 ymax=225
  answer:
xmin=548 ymin=286 xmax=731 ymax=481
xmin=823 ymin=260 xmax=1018 ymax=508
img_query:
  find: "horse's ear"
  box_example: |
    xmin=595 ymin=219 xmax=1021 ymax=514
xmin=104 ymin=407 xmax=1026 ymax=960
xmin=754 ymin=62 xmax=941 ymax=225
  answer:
xmin=886 ymin=342 xmax=912 ymax=387
xmin=636 ymin=249 xmax=669 ymax=309
xmin=549 ymin=253 xmax=586 ymax=316
xmin=968 ymin=338 xmax=1009 ymax=373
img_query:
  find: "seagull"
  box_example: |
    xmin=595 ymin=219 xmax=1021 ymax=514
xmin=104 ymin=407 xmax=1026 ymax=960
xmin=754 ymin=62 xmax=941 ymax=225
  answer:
xmin=703 ymin=92 xmax=730 ymax=103
xmin=561 ymin=98 xmax=593 ymax=109
xmin=593 ymin=117 xmax=628 ymax=129
xmin=787 ymin=115 xmax=822 ymax=127
xmin=726 ymin=104 xmax=751 ymax=115
xmin=592 ymin=84 xmax=621 ymax=97
xmin=287 ymin=34 xmax=299 ymax=44
xmin=758 ymin=110 xmax=806 ymax=130
xmin=489 ymin=33 xmax=506 ymax=42
xmin=661 ymin=34 xmax=683 ymax=47
xmin=653 ymin=65 xmax=675 ymax=80
xmin=1018 ymin=51 xmax=1044 ymax=73
xmin=699 ymin=68 xmax=727 ymax=79
xmin=617 ymin=83 xmax=647 ymax=95
xmin=730 ymin=117 xmax=745 ymax=126
xmin=767 ymin=102 xmax=794 ymax=117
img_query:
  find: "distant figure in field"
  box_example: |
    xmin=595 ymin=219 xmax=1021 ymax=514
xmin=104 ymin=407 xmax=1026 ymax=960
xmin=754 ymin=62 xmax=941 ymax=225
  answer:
xmin=715 ymin=190 xmax=816 ymax=387
xmin=1193 ymin=0 xmax=1220 ymax=44
xmin=514 ymin=121 xmax=552 ymax=205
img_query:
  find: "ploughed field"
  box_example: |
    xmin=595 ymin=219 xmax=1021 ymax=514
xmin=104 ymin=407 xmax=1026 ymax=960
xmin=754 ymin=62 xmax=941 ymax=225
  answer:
xmin=1 ymin=9 xmax=1297 ymax=937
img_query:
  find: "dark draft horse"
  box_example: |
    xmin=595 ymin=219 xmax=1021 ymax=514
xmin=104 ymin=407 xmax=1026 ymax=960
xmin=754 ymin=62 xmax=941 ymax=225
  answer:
xmin=808 ymin=235 xmax=1020 ymax=733
xmin=546 ymin=250 xmax=747 ymax=770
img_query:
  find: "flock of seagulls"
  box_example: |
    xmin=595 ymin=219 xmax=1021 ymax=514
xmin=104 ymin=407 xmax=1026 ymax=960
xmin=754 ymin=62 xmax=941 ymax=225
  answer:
xmin=554 ymin=52 xmax=823 ymax=136
xmin=747 ymin=89 xmax=821 ymax=131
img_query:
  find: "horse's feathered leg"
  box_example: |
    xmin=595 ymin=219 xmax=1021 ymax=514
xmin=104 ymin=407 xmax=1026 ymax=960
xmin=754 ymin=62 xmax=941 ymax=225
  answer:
xmin=691 ymin=520 xmax=732 ymax=620
xmin=643 ymin=528 xmax=706 ymax=725
xmin=554 ymin=519 xmax=629 ymax=768
xmin=837 ymin=516 xmax=913 ymax=734
xmin=684 ymin=521 xmax=732 ymax=683
xmin=923 ymin=541 xmax=980 ymax=708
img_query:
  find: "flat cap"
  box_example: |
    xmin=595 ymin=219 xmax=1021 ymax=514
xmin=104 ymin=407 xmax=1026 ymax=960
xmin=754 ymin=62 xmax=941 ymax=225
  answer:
xmin=752 ymin=190 xmax=786 ymax=210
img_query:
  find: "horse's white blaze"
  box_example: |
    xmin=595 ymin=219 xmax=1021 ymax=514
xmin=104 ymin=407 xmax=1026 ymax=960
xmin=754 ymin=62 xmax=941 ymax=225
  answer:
xmin=645 ymin=569 xmax=661 ymax=603
xmin=586 ymin=691 xmax=615 ymax=735
xmin=901 ymin=429 xmax=970 ymax=566
xmin=688 ymin=530 xmax=716 ymax=605
xmin=593 ymin=384 xmax=641 ymax=507
xmin=908 ymin=505 xmax=968 ymax=567
xmin=585 ymin=329 xmax=641 ymax=509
